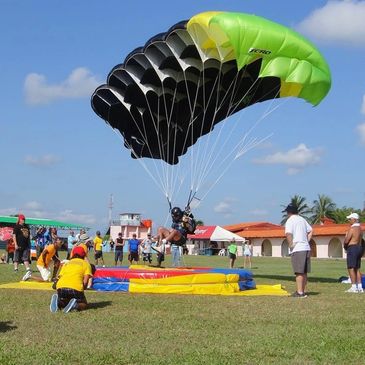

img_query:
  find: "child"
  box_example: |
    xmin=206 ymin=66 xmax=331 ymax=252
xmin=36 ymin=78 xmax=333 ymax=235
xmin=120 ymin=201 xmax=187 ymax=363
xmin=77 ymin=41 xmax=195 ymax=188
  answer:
xmin=0 ymin=253 xmax=6 ymax=264
xmin=6 ymin=238 xmax=15 ymax=264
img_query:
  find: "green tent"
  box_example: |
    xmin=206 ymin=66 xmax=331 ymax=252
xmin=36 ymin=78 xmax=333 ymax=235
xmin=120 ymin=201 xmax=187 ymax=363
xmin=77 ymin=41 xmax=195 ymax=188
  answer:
xmin=0 ymin=215 xmax=87 ymax=230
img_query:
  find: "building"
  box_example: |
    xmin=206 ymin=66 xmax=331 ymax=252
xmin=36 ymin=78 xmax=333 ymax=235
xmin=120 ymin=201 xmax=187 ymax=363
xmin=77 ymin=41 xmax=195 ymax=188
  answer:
xmin=110 ymin=213 xmax=152 ymax=243
xmin=224 ymin=220 xmax=365 ymax=259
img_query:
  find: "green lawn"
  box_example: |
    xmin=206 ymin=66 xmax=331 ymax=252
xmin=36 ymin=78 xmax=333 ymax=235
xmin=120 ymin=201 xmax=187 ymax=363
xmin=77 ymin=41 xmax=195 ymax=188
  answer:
xmin=0 ymin=252 xmax=364 ymax=365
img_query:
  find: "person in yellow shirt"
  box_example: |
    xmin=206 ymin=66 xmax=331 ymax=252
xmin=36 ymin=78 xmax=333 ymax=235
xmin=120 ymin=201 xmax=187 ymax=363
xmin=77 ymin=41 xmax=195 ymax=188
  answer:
xmin=50 ymin=246 xmax=92 ymax=313
xmin=93 ymin=230 xmax=105 ymax=267
xmin=22 ymin=238 xmax=63 ymax=282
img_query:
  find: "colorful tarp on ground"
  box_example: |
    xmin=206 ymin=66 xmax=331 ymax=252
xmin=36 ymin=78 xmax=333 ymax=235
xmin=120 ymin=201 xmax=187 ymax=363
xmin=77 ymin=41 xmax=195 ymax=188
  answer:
xmin=92 ymin=265 xmax=288 ymax=296
xmin=0 ymin=265 xmax=289 ymax=296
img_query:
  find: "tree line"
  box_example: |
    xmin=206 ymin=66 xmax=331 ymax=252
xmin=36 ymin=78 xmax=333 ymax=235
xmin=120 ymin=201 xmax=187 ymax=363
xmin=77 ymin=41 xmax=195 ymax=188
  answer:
xmin=281 ymin=194 xmax=365 ymax=225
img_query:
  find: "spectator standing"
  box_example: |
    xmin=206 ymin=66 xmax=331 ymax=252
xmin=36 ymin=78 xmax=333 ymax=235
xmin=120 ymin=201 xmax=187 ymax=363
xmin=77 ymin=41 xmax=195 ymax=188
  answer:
xmin=109 ymin=238 xmax=115 ymax=252
xmin=6 ymin=238 xmax=15 ymax=264
xmin=228 ymin=238 xmax=238 ymax=268
xmin=13 ymin=214 xmax=32 ymax=275
xmin=75 ymin=229 xmax=86 ymax=243
xmin=22 ymin=238 xmax=63 ymax=282
xmin=67 ymin=230 xmax=77 ymax=260
xmin=128 ymin=234 xmax=140 ymax=265
xmin=114 ymin=232 xmax=124 ymax=266
xmin=34 ymin=227 xmax=49 ymax=259
xmin=284 ymin=203 xmax=313 ymax=298
xmin=50 ymin=246 xmax=92 ymax=313
xmin=243 ymin=240 xmax=253 ymax=269
xmin=93 ymin=231 xmax=105 ymax=267
xmin=141 ymin=234 xmax=153 ymax=264
xmin=343 ymin=212 xmax=364 ymax=293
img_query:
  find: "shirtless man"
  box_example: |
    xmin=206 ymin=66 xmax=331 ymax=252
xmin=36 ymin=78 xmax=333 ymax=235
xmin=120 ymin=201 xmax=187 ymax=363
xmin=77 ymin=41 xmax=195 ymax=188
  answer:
xmin=344 ymin=212 xmax=364 ymax=293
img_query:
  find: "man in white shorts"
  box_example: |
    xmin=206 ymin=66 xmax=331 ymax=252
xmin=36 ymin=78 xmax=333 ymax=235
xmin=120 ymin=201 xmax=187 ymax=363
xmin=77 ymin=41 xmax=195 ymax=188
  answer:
xmin=22 ymin=238 xmax=63 ymax=282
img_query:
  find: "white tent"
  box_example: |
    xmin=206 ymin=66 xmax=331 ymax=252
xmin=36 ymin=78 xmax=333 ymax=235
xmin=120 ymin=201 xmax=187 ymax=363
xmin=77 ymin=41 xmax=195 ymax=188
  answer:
xmin=187 ymin=226 xmax=246 ymax=255
xmin=210 ymin=226 xmax=246 ymax=242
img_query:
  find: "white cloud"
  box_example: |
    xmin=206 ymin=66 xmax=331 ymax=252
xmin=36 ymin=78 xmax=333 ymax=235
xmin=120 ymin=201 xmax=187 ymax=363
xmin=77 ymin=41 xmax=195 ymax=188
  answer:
xmin=24 ymin=154 xmax=60 ymax=167
xmin=357 ymin=123 xmax=365 ymax=144
xmin=253 ymin=143 xmax=322 ymax=174
xmin=361 ymin=94 xmax=365 ymax=115
xmin=57 ymin=210 xmax=97 ymax=226
xmin=24 ymin=201 xmax=42 ymax=210
xmin=0 ymin=208 xmax=17 ymax=216
xmin=214 ymin=198 xmax=236 ymax=218
xmin=296 ymin=0 xmax=365 ymax=46
xmin=249 ymin=209 xmax=268 ymax=217
xmin=24 ymin=67 xmax=101 ymax=105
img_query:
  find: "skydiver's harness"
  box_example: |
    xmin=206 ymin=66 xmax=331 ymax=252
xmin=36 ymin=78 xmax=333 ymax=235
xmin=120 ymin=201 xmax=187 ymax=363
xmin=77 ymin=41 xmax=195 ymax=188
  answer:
xmin=171 ymin=213 xmax=196 ymax=246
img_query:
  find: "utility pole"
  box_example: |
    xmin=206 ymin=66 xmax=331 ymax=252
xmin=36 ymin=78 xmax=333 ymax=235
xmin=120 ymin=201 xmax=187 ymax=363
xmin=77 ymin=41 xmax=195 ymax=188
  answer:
xmin=108 ymin=194 xmax=114 ymax=227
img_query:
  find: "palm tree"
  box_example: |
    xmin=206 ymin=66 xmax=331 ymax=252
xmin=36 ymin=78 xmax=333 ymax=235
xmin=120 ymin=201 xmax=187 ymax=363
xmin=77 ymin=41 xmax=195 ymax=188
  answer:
xmin=281 ymin=195 xmax=311 ymax=225
xmin=310 ymin=194 xmax=336 ymax=224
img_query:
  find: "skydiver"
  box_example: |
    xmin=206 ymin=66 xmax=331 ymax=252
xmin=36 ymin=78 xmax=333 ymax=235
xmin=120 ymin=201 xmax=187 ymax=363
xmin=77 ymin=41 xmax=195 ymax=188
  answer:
xmin=156 ymin=207 xmax=196 ymax=249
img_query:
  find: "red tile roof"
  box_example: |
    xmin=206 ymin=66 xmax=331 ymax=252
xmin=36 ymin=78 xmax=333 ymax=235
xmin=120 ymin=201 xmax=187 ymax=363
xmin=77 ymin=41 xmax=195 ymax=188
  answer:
xmin=223 ymin=221 xmax=365 ymax=239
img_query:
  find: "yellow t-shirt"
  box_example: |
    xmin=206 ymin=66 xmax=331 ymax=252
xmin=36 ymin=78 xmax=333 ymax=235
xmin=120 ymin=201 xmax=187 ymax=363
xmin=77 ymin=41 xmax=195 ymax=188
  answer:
xmin=56 ymin=258 xmax=92 ymax=292
xmin=37 ymin=244 xmax=57 ymax=267
xmin=94 ymin=236 xmax=103 ymax=251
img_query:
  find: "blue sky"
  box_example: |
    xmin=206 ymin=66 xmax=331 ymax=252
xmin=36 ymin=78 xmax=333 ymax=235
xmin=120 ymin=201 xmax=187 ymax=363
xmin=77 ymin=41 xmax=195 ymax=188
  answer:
xmin=2 ymin=0 xmax=365 ymax=233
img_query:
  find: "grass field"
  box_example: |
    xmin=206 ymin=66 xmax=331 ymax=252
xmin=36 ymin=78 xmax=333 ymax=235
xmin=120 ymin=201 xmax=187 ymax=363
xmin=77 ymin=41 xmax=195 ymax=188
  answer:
xmin=0 ymin=251 xmax=364 ymax=365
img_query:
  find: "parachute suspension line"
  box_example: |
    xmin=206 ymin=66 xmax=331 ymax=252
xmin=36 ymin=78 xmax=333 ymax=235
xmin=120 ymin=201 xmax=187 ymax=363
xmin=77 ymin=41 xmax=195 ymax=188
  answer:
xmin=110 ymin=128 xmax=166 ymax=197
xmin=189 ymin=63 xmax=223 ymax=198
xmin=193 ymin=68 xmax=284 ymax=198
xmin=159 ymin=72 xmax=187 ymax=206
xmin=193 ymin=67 xmax=245 ymax=192
xmin=193 ymin=65 xmax=258 ymax=194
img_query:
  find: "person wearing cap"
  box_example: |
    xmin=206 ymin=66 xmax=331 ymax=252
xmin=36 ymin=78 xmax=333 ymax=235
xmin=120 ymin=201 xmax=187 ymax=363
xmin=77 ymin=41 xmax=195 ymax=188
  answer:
xmin=344 ymin=212 xmax=364 ymax=293
xmin=283 ymin=203 xmax=313 ymax=298
xmin=71 ymin=233 xmax=91 ymax=260
xmin=141 ymin=233 xmax=154 ymax=264
xmin=66 ymin=230 xmax=77 ymax=259
xmin=114 ymin=232 xmax=125 ymax=266
xmin=22 ymin=237 xmax=63 ymax=282
xmin=13 ymin=214 xmax=32 ymax=274
xmin=50 ymin=245 xmax=93 ymax=313
xmin=93 ymin=230 xmax=105 ymax=267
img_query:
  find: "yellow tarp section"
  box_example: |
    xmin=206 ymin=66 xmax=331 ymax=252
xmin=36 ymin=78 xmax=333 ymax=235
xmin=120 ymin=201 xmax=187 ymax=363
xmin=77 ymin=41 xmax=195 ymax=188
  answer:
xmin=129 ymin=282 xmax=288 ymax=296
xmin=0 ymin=281 xmax=289 ymax=296
xmin=0 ymin=281 xmax=53 ymax=290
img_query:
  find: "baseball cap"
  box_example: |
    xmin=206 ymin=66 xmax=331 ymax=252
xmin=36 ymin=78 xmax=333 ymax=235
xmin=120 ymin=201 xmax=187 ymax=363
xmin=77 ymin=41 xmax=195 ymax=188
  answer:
xmin=17 ymin=214 xmax=25 ymax=221
xmin=346 ymin=212 xmax=359 ymax=220
xmin=72 ymin=246 xmax=86 ymax=258
xmin=282 ymin=203 xmax=298 ymax=214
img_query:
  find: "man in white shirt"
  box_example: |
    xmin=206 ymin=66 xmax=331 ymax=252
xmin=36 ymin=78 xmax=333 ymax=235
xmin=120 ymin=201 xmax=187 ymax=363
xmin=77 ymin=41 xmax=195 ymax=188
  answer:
xmin=284 ymin=203 xmax=313 ymax=298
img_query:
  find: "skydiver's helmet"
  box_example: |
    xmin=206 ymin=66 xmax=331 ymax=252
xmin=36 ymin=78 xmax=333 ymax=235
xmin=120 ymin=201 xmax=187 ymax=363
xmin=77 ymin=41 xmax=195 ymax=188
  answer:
xmin=171 ymin=207 xmax=183 ymax=222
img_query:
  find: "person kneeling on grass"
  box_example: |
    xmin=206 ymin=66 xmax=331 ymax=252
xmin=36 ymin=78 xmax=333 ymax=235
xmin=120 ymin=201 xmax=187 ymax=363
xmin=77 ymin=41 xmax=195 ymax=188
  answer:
xmin=50 ymin=246 xmax=92 ymax=313
xmin=22 ymin=238 xmax=63 ymax=282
